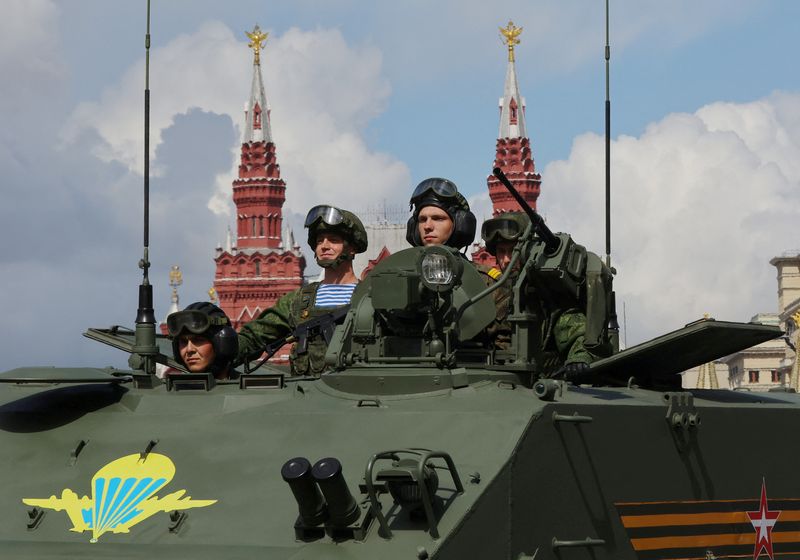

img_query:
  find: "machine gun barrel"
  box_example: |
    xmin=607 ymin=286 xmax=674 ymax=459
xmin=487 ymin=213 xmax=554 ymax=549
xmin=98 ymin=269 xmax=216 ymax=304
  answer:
xmin=492 ymin=167 xmax=560 ymax=255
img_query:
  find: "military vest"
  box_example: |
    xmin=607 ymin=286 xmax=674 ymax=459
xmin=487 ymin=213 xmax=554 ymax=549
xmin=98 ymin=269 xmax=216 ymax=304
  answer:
xmin=288 ymin=282 xmax=348 ymax=377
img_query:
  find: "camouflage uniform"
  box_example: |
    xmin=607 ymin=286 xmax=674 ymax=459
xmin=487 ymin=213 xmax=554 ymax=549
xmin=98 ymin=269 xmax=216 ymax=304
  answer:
xmin=477 ymin=265 xmax=594 ymax=371
xmin=234 ymin=205 xmax=367 ymax=377
xmin=479 ymin=212 xmax=595 ymax=373
xmin=236 ymin=282 xmax=344 ymax=376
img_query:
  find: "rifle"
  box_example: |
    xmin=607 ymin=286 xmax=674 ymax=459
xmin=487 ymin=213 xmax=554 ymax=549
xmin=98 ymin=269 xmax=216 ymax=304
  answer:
xmin=244 ymin=305 xmax=351 ymax=374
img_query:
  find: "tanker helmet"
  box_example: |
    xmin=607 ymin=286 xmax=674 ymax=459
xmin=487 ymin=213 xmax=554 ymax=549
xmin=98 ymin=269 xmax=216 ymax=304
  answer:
xmin=481 ymin=211 xmax=530 ymax=256
xmin=406 ymin=178 xmax=476 ymax=249
xmin=167 ymin=302 xmax=238 ymax=373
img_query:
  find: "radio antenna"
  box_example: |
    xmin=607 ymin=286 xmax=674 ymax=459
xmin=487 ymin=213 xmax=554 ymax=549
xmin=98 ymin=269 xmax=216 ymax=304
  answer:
xmin=604 ymin=0 xmax=612 ymax=268
xmin=604 ymin=0 xmax=620 ymax=352
xmin=132 ymin=0 xmax=159 ymax=373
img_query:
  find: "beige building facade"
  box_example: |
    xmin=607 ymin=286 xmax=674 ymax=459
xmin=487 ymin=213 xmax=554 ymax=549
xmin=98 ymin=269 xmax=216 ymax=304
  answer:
xmin=683 ymin=252 xmax=800 ymax=391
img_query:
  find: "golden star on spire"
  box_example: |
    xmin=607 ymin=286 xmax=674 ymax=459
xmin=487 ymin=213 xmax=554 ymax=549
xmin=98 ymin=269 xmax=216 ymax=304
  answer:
xmin=246 ymin=25 xmax=268 ymax=65
xmin=499 ymin=21 xmax=523 ymax=62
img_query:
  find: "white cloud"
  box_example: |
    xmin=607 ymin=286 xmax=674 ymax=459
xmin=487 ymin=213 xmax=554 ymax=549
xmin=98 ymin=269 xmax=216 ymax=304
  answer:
xmin=0 ymin=0 xmax=64 ymax=86
xmin=543 ymin=91 xmax=800 ymax=345
xmin=64 ymin=22 xmax=411 ymax=220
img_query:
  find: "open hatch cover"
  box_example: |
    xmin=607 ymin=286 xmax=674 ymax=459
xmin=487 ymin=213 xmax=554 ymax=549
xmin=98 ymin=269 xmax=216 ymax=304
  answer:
xmin=589 ymin=318 xmax=783 ymax=389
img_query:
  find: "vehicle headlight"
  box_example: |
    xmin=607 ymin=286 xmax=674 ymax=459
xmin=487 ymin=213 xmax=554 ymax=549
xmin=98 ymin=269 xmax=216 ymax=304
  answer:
xmin=418 ymin=246 xmax=463 ymax=293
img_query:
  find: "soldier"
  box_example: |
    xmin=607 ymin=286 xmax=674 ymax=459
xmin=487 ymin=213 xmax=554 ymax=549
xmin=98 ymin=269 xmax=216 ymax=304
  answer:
xmin=235 ymin=205 xmax=368 ymax=376
xmin=166 ymin=302 xmax=239 ymax=380
xmin=481 ymin=212 xmax=595 ymax=378
xmin=406 ymin=177 xmax=476 ymax=249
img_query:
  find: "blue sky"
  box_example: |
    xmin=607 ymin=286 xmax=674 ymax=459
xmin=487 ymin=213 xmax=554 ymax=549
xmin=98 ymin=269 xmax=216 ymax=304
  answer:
xmin=1 ymin=0 xmax=799 ymax=369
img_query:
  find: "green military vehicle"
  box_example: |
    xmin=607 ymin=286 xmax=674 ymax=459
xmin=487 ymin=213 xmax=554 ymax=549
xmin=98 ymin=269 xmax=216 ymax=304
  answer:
xmin=0 ymin=166 xmax=791 ymax=559
xmin=1 ymin=4 xmax=794 ymax=557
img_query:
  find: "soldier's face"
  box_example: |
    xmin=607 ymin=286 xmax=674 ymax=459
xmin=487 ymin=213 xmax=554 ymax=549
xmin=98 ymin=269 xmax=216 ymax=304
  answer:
xmin=418 ymin=206 xmax=454 ymax=246
xmin=496 ymin=240 xmax=516 ymax=271
xmin=178 ymin=334 xmax=215 ymax=372
xmin=315 ymin=232 xmax=351 ymax=262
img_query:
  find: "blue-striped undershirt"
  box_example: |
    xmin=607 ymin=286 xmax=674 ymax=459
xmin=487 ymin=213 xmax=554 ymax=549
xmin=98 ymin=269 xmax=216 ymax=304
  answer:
xmin=315 ymin=283 xmax=357 ymax=308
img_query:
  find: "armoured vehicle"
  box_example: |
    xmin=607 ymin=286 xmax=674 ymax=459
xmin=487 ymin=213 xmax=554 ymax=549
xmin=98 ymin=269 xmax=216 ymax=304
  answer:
xmin=0 ymin=163 xmax=793 ymax=559
xmin=1 ymin=6 xmax=795 ymax=558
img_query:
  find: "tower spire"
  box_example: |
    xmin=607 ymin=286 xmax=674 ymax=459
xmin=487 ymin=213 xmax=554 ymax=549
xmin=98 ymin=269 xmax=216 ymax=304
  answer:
xmin=472 ymin=20 xmax=542 ymax=265
xmin=498 ymin=21 xmax=527 ymax=139
xmin=244 ymin=25 xmax=272 ymax=143
xmin=486 ymin=20 xmax=540 ymax=217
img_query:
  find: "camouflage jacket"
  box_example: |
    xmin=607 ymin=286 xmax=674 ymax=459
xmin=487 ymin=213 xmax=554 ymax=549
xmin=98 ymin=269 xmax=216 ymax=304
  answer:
xmin=475 ymin=264 xmax=594 ymax=370
xmin=236 ymin=282 xmax=350 ymax=376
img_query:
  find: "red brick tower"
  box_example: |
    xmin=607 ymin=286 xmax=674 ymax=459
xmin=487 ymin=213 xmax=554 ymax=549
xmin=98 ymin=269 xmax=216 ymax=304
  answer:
xmin=473 ymin=21 xmax=541 ymax=266
xmin=213 ymin=26 xmax=304 ymax=330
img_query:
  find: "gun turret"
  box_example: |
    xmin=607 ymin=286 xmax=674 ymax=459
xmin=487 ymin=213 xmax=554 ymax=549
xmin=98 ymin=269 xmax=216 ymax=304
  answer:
xmin=493 ymin=167 xmax=560 ymax=255
xmin=488 ymin=167 xmax=619 ymax=370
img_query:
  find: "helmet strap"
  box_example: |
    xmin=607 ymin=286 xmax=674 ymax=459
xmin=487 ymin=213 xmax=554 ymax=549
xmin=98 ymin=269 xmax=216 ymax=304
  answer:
xmin=315 ymin=241 xmax=355 ymax=269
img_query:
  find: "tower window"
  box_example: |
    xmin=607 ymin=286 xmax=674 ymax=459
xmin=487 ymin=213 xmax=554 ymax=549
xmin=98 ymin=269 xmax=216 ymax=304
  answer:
xmin=259 ymin=217 xmax=264 ymax=236
xmin=255 ymin=261 xmax=261 ymax=277
xmin=509 ymin=98 xmax=518 ymax=125
xmin=252 ymin=217 xmax=257 ymax=236
xmin=253 ymin=103 xmax=262 ymax=130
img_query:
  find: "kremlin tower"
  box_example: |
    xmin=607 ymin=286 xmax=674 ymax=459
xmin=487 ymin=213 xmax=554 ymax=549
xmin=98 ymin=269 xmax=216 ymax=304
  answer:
xmin=213 ymin=26 xmax=305 ymax=330
xmin=473 ymin=21 xmax=542 ymax=266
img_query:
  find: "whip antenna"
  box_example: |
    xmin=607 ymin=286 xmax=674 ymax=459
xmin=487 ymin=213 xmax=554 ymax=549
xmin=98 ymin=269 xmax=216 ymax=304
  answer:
xmin=604 ymin=0 xmax=620 ymax=351
xmin=132 ymin=0 xmax=159 ymax=372
xmin=604 ymin=0 xmax=612 ymax=268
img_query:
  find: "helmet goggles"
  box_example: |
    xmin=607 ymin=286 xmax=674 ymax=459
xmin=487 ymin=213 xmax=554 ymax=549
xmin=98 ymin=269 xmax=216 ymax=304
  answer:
xmin=410 ymin=178 xmax=459 ymax=206
xmin=167 ymin=310 xmax=230 ymax=337
xmin=481 ymin=216 xmax=525 ymax=245
xmin=305 ymin=205 xmax=345 ymax=228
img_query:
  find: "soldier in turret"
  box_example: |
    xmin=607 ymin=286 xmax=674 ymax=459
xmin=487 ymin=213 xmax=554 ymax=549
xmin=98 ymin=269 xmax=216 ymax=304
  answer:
xmin=406 ymin=177 xmax=477 ymax=250
xmin=481 ymin=212 xmax=595 ymax=378
xmin=166 ymin=302 xmax=239 ymax=380
xmin=235 ymin=205 xmax=368 ymax=376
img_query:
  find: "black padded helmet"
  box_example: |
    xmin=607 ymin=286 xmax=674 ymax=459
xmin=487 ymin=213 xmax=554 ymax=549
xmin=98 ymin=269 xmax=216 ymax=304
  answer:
xmin=167 ymin=302 xmax=238 ymax=373
xmin=406 ymin=177 xmax=476 ymax=249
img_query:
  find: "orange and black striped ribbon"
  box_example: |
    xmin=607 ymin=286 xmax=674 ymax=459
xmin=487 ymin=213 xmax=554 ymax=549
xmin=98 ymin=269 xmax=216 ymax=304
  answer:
xmin=616 ymin=498 xmax=800 ymax=559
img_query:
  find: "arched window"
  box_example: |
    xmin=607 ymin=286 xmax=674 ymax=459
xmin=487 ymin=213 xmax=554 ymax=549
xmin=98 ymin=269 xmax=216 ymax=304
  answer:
xmin=509 ymin=98 xmax=518 ymax=125
xmin=251 ymin=217 xmax=257 ymax=236
xmin=259 ymin=217 xmax=264 ymax=237
xmin=253 ymin=103 xmax=262 ymax=130
xmin=254 ymin=261 xmax=261 ymax=277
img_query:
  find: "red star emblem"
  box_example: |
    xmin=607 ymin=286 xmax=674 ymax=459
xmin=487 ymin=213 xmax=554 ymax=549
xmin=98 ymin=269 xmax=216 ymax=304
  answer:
xmin=747 ymin=479 xmax=781 ymax=560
